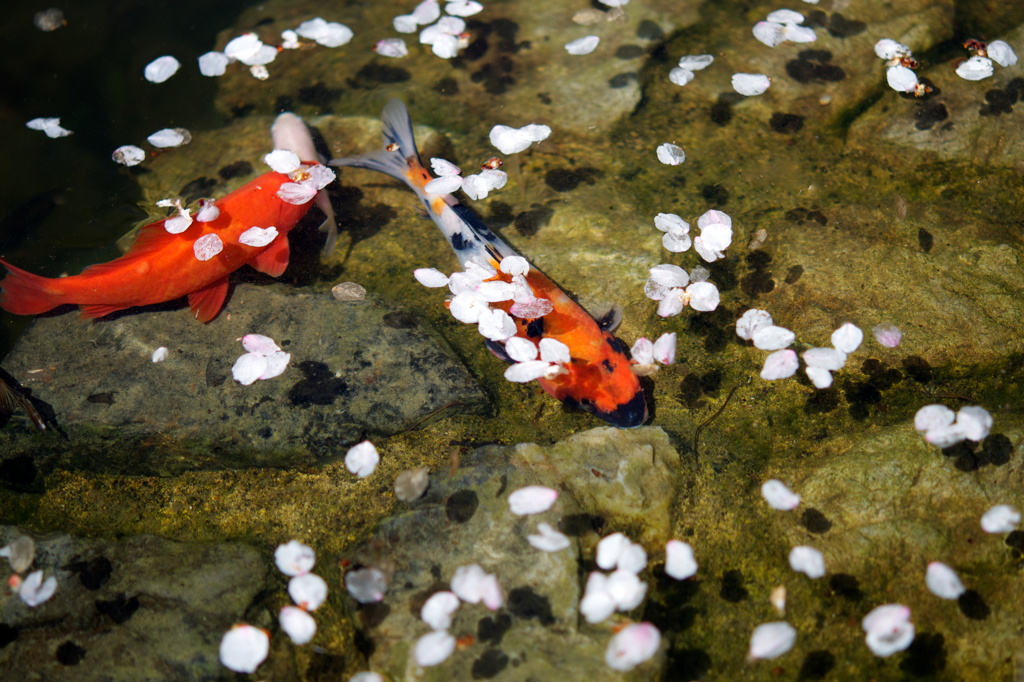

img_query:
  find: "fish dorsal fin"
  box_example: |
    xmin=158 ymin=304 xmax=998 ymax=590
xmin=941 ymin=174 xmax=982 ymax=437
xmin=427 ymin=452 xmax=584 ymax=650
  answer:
xmin=251 ymin=237 xmax=290 ymax=278
xmin=80 ymin=304 xmax=130 ymax=319
xmin=80 ymin=220 xmax=181 ymax=279
xmin=188 ymin=276 xmax=229 ymax=323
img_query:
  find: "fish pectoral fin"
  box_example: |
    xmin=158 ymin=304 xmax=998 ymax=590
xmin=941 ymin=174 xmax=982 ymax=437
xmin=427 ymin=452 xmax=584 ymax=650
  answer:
xmin=79 ymin=304 xmax=130 ymax=319
xmin=590 ymin=303 xmax=624 ymax=333
xmin=484 ymin=339 xmax=515 ymax=364
xmin=188 ymin=276 xmax=230 ymax=323
xmin=251 ymin=237 xmax=290 ymax=278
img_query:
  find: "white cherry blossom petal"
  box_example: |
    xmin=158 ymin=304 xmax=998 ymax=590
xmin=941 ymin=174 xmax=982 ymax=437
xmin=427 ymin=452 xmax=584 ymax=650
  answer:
xmin=277 ymin=182 xmax=318 ymax=205
xmin=886 ymin=64 xmax=919 ymax=92
xmin=196 ymin=203 xmax=220 ymax=222
xmin=375 ymin=38 xmax=408 ymax=58
xmin=224 ymin=33 xmax=263 ymax=62
xmin=761 ymin=350 xmax=799 ymax=380
xmin=749 ymin=622 xmax=796 ymax=660
xmin=112 ymin=145 xmax=146 ymax=166
xmin=424 ymin=175 xmax=463 ymax=194
xmin=504 ymin=360 xmax=551 ymax=382
xmin=789 ymin=546 xmax=825 ymax=578
xmin=957 ymin=405 xmax=993 ymax=441
xmin=875 ymin=39 xmax=911 ymax=60
xmin=421 ymin=590 xmax=460 ymax=630
xmin=148 ymin=128 xmax=186 ymax=148
xmin=803 ymin=347 xmax=846 ymax=371
xmin=239 ymin=226 xmax=279 ymax=247
xmin=686 ymin=281 xmax=719 ymax=311
xmin=663 ymin=230 xmax=692 ymax=252
xmin=505 ymin=337 xmax=538 ymax=362
xmin=265 ymin=149 xmax=302 ymax=173
xmin=345 ymin=441 xmax=379 ymax=478
xmin=566 ymin=35 xmax=600 ymax=55
xmin=665 ymin=540 xmax=697 ymax=580
xmin=431 ymin=33 xmax=460 ymax=58
xmin=649 ymin=264 xmax=689 ymax=288
xmin=981 ymin=505 xmax=1019 ymax=533
xmin=414 ymin=630 xmax=455 ymax=667
xmin=499 ymin=256 xmax=529 ymax=276
xmin=657 ymin=289 xmax=686 ymax=317
xmin=509 ymin=298 xmax=554 ymax=318
xmin=914 ymin=404 xmax=955 ymax=432
xmin=605 ymin=622 xmax=661 ymax=671
xmin=345 ymin=567 xmax=387 ymax=604
xmin=925 ymin=562 xmax=964 ymax=599
xmin=279 ymin=606 xmax=316 ymax=645
xmin=232 ymin=353 xmax=268 ymax=385
xmin=528 ymin=523 xmax=571 ymax=552
xmin=736 ymin=309 xmax=773 ymax=340
xmin=144 ymin=55 xmax=180 ymax=83
xmin=656 ymin=143 xmax=685 ymax=165
xmin=430 ymin=158 xmax=462 ymax=176
xmin=289 ymin=573 xmax=329 ymax=611
xmin=668 ymin=67 xmax=695 ymax=86
xmin=258 ymin=351 xmax=290 ymax=380
xmin=753 ymin=21 xmax=787 ymax=47
xmin=766 ymin=9 xmax=804 ymax=24
xmin=478 ymin=308 xmax=517 ymax=341
xmin=164 ymin=214 xmax=193 ymax=234
xmin=219 ymin=624 xmax=269 ymax=673
xmin=653 ymin=333 xmax=677 ymax=365
xmin=539 ymin=338 xmax=571 ymax=364
xmin=274 ymin=540 xmax=315 ymax=576
xmin=193 ymin=233 xmax=223 ymax=261
xmin=761 ymin=479 xmax=800 ymax=510
xmin=446 ymin=1 xmax=483 ymax=17
xmin=872 ymin=323 xmax=902 ymax=347
xmin=753 ymin=325 xmax=795 ymax=350
xmin=414 ymin=268 xmax=450 ymax=287
xmin=732 ymin=73 xmax=771 ymax=96
xmin=986 ymin=40 xmax=1017 ymax=67
xmin=678 ymin=54 xmax=714 ymax=71
xmin=508 ymin=485 xmax=558 ymax=515
xmin=831 ymin=322 xmax=863 ymax=354
xmin=412 ymin=0 xmax=441 ymax=25
xmin=956 ymin=55 xmax=993 ymax=81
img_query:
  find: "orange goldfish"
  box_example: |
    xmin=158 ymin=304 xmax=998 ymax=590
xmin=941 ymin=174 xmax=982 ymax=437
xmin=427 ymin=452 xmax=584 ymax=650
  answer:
xmin=331 ymin=100 xmax=647 ymax=427
xmin=0 ymin=166 xmax=328 ymax=323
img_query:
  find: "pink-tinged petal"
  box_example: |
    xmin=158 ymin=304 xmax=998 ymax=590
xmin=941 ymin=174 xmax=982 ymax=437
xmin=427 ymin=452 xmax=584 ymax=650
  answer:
xmin=653 ymin=333 xmax=677 ymax=365
xmin=277 ymin=182 xmax=317 ymax=205
xmin=508 ymin=485 xmax=558 ymax=515
xmin=761 ymin=479 xmax=800 ymax=510
xmin=736 ymin=309 xmax=772 ymax=340
xmin=193 ymin=233 xmax=223 ymax=261
xmin=539 ymin=338 xmax=570 ymax=364
xmin=657 ymin=289 xmax=685 ymax=317
xmin=504 ymin=337 xmax=538 ymax=362
xmin=504 ymin=360 xmax=551 ymax=383
xmin=258 ymin=351 xmax=290 ymax=380
xmin=761 ymin=350 xmax=798 ymax=380
xmin=872 ymin=323 xmax=902 ymax=347
xmin=219 ymin=624 xmax=269 ymax=673
xmin=232 ymin=353 xmax=268 ymax=385
xmin=242 ymin=334 xmax=281 ymax=355
xmin=344 ymin=567 xmax=387 ymax=604
xmin=509 ymin=298 xmax=554 ymax=318
xmin=239 ymin=226 xmax=278 ymax=247
xmin=605 ymin=622 xmax=661 ymax=671
xmin=631 ymin=338 xmax=654 ymax=365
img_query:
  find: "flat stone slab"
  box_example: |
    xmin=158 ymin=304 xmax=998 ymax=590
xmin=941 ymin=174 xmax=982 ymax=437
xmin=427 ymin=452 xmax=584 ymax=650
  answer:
xmin=0 ymin=283 xmax=488 ymax=476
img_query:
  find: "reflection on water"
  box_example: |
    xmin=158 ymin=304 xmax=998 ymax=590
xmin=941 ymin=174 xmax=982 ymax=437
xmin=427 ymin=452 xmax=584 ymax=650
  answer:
xmin=1 ymin=0 xmax=1024 ymax=680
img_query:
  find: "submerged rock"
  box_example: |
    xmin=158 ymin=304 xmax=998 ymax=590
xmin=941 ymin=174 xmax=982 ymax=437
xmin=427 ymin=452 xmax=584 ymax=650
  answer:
xmin=0 ymin=283 xmax=488 ymax=476
xmin=0 ymin=526 xmax=268 ymax=682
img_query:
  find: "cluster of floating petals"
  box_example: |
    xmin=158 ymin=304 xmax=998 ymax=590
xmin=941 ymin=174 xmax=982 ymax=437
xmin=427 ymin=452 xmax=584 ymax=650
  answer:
xmin=957 ymin=40 xmax=1017 ymax=80
xmin=508 ymin=485 xmax=558 ymax=515
xmin=862 ymin=604 xmax=914 ymax=657
xmin=656 ymin=143 xmax=685 ymax=166
xmin=694 ymin=210 xmax=733 ymax=262
xmin=761 ymin=479 xmax=800 ymax=510
xmin=872 ymin=322 xmax=902 ymax=347
xmin=653 ymin=213 xmax=691 ymax=252
xmin=451 ymin=563 xmax=503 ymax=610
xmin=732 ymin=73 xmax=772 ymax=96
xmin=26 ymin=117 xmax=72 ymax=138
xmin=580 ymin=569 xmax=647 ymax=623
xmin=597 ymin=532 xmax=647 ymax=573
xmin=605 ymin=622 xmax=661 ymax=671
xmin=644 ymin=263 xmax=719 ymax=317
xmin=489 ymin=123 xmax=551 ymax=154
xmin=752 ymin=9 xmax=816 ymax=47
xmin=345 ymin=567 xmax=387 ymax=604
xmin=981 ymin=504 xmax=1019 ymax=533
xmin=629 ymin=332 xmax=676 ymax=376
xmin=231 ymin=334 xmax=291 ymax=385
xmin=147 ymin=128 xmax=190 ymax=148
xmin=420 ymin=16 xmax=468 ymax=58
xmin=925 ymin=562 xmax=965 ymax=599
xmin=503 ymin=337 xmax=571 ymax=382
xmin=913 ymin=404 xmax=992 ymax=448
xmin=749 ymin=622 xmax=797 ymax=660
xmin=566 ymin=36 xmax=600 ymax=55
xmin=296 ymin=18 xmax=354 ymax=47
xmin=345 ymin=441 xmax=380 ymax=478
xmin=872 ymin=39 xmax=929 ymax=95
xmin=669 ymin=53 xmax=714 ymax=87
xmin=788 ymin=546 xmax=825 ymax=578
xmin=277 ymin=164 xmax=337 ymax=205
xmin=144 ymin=56 xmax=180 ymax=83
xmin=220 ymin=624 xmax=270 ymax=673
xmin=664 ymin=540 xmax=698 ymax=580
xmin=527 ymin=522 xmax=571 ymax=552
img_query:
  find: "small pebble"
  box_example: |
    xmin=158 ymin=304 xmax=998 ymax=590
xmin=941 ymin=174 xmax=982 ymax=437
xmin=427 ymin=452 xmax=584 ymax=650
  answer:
xmin=394 ymin=467 xmax=429 ymax=501
xmin=332 ymin=282 xmax=367 ymax=301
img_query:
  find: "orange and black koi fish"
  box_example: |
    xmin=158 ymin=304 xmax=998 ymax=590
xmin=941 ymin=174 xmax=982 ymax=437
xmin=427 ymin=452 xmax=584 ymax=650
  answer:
xmin=331 ymin=100 xmax=647 ymax=428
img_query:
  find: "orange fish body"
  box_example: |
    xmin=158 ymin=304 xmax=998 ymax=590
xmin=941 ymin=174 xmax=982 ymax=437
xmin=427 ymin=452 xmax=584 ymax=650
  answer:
xmin=332 ymin=99 xmax=647 ymax=427
xmin=0 ymin=170 xmax=316 ymax=323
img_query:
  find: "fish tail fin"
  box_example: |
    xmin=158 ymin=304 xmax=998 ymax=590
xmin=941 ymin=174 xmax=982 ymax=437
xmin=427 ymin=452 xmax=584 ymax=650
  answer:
xmin=329 ymin=99 xmax=424 ymax=191
xmin=0 ymin=258 xmax=59 ymax=316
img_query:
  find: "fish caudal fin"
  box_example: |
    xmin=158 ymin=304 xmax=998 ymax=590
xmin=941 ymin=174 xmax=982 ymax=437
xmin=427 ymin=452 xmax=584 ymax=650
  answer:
xmin=329 ymin=99 xmax=421 ymax=189
xmin=0 ymin=258 xmax=60 ymax=316
xmin=188 ymin=276 xmax=229 ymax=323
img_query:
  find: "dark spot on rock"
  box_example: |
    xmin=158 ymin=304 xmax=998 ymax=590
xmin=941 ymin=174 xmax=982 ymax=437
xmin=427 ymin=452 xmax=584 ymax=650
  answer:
xmin=980 ymin=433 xmax=1012 ymax=466
xmin=545 ymin=167 xmax=603 ymax=192
xmin=297 ymin=82 xmax=343 ymax=108
xmin=609 ymin=72 xmax=638 ymax=88
xmin=981 ymin=87 xmax=1017 ymax=116
xmin=915 ymin=103 xmax=948 ymax=130
xmin=537 ymin=92 xmax=552 ymax=104
xmin=1005 ymin=530 xmax=1024 ymax=554
xmin=801 ymin=508 xmax=832 ymax=533
xmin=798 ymin=650 xmax=836 ymax=680
xmin=472 ymin=649 xmax=510 ymax=679
xmin=665 ymin=648 xmax=712 ymax=680
xmin=0 ymin=455 xmax=37 ymax=489
xmin=205 ymin=358 xmax=228 ymax=388
xmin=827 ymin=13 xmax=866 ymax=37
xmin=615 ymin=44 xmax=645 ymax=59
xmin=288 ymin=361 xmax=348 ymax=406
xmin=636 ymin=19 xmax=664 ymax=41
xmin=218 ymin=160 xmax=253 ymax=181
xmin=496 ymin=473 xmax=507 ymax=497
xmin=770 ymin=113 xmax=804 ymax=133
xmin=478 ymin=614 xmax=512 ymax=645
xmin=274 ymin=95 xmax=293 ymax=113
xmin=463 ymin=38 xmax=490 ymax=61
xmin=901 ymin=355 xmax=932 ymax=383
xmin=57 ymin=641 xmax=86 ymax=665
xmin=805 ymin=10 xmax=828 ymax=27
xmin=808 ymin=210 xmax=828 ymax=225
xmin=508 ymin=586 xmax=555 ymax=625
xmin=720 ymin=570 xmax=748 ymax=602
xmin=65 ymin=556 xmax=113 ymax=591
xmin=179 ymin=177 xmax=217 ymax=204
xmin=358 ymin=601 xmax=390 ymax=628
xmin=231 ymin=104 xmax=254 ymax=118
xmin=257 ymin=426 xmax=272 ymax=439
xmin=446 ymin=489 xmax=479 ymax=523
xmin=492 ymin=18 xmax=522 ymax=48
xmin=918 ymin=228 xmax=934 ymax=252
xmin=701 ymin=184 xmax=729 ymax=206
xmin=785 ymin=265 xmax=804 ymax=284
xmin=799 ymin=49 xmax=833 ymax=62
xmin=96 ymin=593 xmax=140 ymax=624
xmin=678 ymin=374 xmax=703 ymax=405
xmin=828 ymin=574 xmax=863 ymax=601
xmin=471 ymin=56 xmax=516 ymax=94
xmin=899 ymin=632 xmax=946 ymax=676
xmin=957 ymin=590 xmax=990 ymax=620
xmin=709 ymin=100 xmax=732 ymax=126
xmin=561 ymin=513 xmax=604 ymax=536
xmin=1006 ymin=78 xmax=1024 ymax=99
xmin=513 ymin=205 xmax=555 ymax=236
xmin=786 ymin=58 xmax=845 ymax=83
xmin=786 ymin=207 xmax=809 ymax=221
xmin=434 ymin=77 xmax=459 ymax=95
xmin=86 ymin=392 xmax=115 ymax=405
xmin=352 ymin=63 xmax=411 ymax=86
xmin=383 ymin=311 xmax=418 ymax=329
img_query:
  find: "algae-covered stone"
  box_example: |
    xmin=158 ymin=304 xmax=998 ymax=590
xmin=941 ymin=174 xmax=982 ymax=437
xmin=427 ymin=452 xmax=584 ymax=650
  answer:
xmin=342 ymin=426 xmax=676 ymax=680
xmin=0 ymin=283 xmax=488 ymax=476
xmin=0 ymin=526 xmax=268 ymax=682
